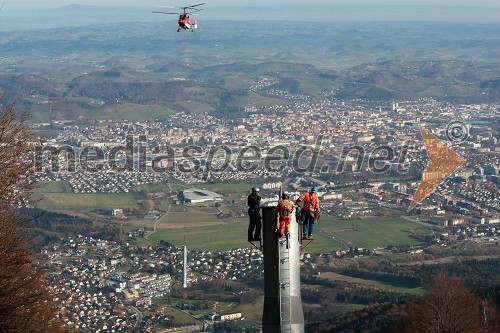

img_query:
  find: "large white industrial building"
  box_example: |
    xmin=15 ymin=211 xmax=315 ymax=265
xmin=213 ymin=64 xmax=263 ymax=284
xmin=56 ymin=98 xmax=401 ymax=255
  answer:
xmin=178 ymin=188 xmax=224 ymax=204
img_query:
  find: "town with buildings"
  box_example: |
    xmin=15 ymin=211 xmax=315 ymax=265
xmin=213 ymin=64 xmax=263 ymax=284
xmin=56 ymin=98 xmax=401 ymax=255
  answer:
xmin=44 ymin=235 xmax=266 ymax=331
xmin=30 ymin=93 xmax=499 ymax=332
xmin=33 ymin=94 xmax=499 ymax=215
xmin=44 ymin=222 xmax=500 ymax=331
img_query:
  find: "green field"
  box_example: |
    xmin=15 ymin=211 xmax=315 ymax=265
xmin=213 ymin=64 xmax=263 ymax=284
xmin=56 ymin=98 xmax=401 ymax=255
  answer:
xmin=162 ymin=306 xmax=201 ymax=326
xmin=135 ymin=181 xmax=255 ymax=196
xmin=133 ymin=183 xmax=183 ymax=193
xmin=147 ymin=216 xmax=428 ymax=254
xmin=34 ymin=181 xmax=71 ymax=193
xmin=36 ymin=192 xmax=140 ymax=212
xmin=149 ymin=221 xmax=250 ymax=251
xmin=234 ymin=91 xmax=287 ymax=108
xmin=34 ymin=181 xmax=428 ymax=254
xmin=160 ymin=212 xmax=223 ymax=225
xmin=316 ymin=217 xmax=430 ymax=250
xmin=197 ymin=182 xmax=253 ymax=195
xmin=318 ymin=271 xmax=424 ymax=296
xmin=167 ymin=204 xmax=187 ymax=212
xmin=177 ymin=100 xmax=215 ymax=114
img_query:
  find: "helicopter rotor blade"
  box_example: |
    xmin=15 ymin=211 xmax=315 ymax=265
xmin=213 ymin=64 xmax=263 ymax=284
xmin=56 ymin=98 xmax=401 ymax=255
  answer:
xmin=153 ymin=3 xmax=204 ymax=16
xmin=184 ymin=9 xmax=203 ymax=15
xmin=183 ymin=3 xmax=205 ymax=9
xmin=152 ymin=11 xmax=179 ymax=14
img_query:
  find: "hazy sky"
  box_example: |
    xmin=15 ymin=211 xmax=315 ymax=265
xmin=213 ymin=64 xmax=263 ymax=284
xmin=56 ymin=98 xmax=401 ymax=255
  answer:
xmin=5 ymin=0 xmax=500 ymax=10
xmin=1 ymin=0 xmax=499 ymax=29
xmin=5 ymin=0 xmax=500 ymax=6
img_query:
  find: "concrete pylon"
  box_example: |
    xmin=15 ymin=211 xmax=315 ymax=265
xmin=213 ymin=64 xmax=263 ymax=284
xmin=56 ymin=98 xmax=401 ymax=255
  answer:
xmin=262 ymin=207 xmax=304 ymax=333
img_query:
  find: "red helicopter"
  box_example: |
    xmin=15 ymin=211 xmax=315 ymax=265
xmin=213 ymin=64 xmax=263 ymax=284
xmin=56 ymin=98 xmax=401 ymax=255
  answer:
xmin=153 ymin=3 xmax=205 ymax=32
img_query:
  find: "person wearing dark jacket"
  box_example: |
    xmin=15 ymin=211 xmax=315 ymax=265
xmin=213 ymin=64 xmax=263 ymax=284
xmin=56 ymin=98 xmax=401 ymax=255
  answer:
xmin=247 ymin=187 xmax=262 ymax=241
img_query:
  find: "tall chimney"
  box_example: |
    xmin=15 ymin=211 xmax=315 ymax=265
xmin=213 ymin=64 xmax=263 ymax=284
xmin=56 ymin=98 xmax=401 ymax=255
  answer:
xmin=262 ymin=207 xmax=304 ymax=333
xmin=182 ymin=245 xmax=188 ymax=289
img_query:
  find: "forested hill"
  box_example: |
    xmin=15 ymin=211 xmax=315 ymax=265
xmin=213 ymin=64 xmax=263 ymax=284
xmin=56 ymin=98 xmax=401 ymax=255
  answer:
xmin=306 ymin=258 xmax=500 ymax=332
xmin=1 ymin=58 xmax=498 ymax=123
xmin=20 ymin=208 xmax=123 ymax=249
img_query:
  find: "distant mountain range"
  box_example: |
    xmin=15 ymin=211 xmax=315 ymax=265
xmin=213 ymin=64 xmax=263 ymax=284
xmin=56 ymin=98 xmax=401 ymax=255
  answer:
xmin=0 ymin=20 xmax=498 ymax=121
xmin=1 ymin=59 xmax=497 ymax=122
xmin=1 ymin=4 xmax=499 ymax=30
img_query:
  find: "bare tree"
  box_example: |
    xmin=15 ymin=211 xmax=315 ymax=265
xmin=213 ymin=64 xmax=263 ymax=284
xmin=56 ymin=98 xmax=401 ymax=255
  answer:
xmin=391 ymin=270 xmax=499 ymax=333
xmin=0 ymin=96 xmax=33 ymax=211
xmin=418 ymin=271 xmax=482 ymax=333
xmin=0 ymin=95 xmax=65 ymax=332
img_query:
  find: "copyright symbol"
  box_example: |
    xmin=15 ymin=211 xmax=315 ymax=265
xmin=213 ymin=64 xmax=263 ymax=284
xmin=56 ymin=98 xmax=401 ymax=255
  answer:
xmin=446 ymin=121 xmax=468 ymax=143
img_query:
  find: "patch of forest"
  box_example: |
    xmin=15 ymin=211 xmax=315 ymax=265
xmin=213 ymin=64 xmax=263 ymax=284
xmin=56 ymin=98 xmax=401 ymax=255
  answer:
xmin=20 ymin=208 xmax=123 ymax=249
xmin=306 ymin=258 xmax=500 ymax=332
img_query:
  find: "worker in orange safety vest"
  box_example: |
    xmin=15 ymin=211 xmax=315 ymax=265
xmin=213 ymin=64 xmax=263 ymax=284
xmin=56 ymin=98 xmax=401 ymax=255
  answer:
xmin=276 ymin=193 xmax=294 ymax=237
xmin=295 ymin=186 xmax=320 ymax=238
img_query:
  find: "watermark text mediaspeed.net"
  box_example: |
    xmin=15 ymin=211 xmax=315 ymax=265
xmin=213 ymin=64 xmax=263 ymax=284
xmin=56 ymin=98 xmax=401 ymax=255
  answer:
xmin=33 ymin=121 xmax=468 ymax=210
xmin=32 ymin=135 xmax=416 ymax=177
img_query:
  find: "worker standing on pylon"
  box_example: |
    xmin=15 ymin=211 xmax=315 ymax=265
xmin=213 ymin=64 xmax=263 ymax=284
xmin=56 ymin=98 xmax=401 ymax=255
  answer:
xmin=247 ymin=187 xmax=262 ymax=242
xmin=296 ymin=187 xmax=320 ymax=239
xmin=276 ymin=193 xmax=294 ymax=237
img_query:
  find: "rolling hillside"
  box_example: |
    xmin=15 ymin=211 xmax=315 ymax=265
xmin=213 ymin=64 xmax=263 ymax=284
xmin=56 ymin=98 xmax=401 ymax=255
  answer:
xmin=2 ymin=58 xmax=498 ymax=122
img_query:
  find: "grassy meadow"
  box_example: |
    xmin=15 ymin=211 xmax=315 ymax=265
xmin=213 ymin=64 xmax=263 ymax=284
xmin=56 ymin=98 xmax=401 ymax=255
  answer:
xmin=148 ymin=216 xmax=428 ymax=254
xmin=316 ymin=217 xmax=430 ymax=249
xmin=34 ymin=181 xmax=428 ymax=254
xmin=36 ymin=192 xmax=140 ymax=212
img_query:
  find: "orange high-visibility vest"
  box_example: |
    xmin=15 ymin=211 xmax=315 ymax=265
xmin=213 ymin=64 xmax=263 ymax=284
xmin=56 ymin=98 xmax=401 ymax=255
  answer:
xmin=296 ymin=192 xmax=320 ymax=212
xmin=277 ymin=199 xmax=294 ymax=218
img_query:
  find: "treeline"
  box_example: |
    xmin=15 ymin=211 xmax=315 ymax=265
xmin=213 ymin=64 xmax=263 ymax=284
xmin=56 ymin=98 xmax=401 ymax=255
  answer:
xmin=301 ymin=276 xmax=409 ymax=323
xmin=305 ymin=258 xmax=500 ymax=332
xmin=416 ymin=258 xmax=500 ymax=290
xmin=307 ymin=301 xmax=402 ymax=333
xmin=213 ymin=89 xmax=248 ymax=119
xmin=170 ymin=279 xmax=242 ymax=304
xmin=331 ymin=257 xmax=500 ymax=292
xmin=308 ymin=270 xmax=500 ymax=333
xmin=264 ymin=77 xmax=301 ymax=94
xmin=20 ymin=208 xmax=123 ymax=248
xmin=337 ymin=268 xmax=422 ymax=289
xmin=213 ymin=321 xmax=260 ymax=333
xmin=68 ymin=75 xmax=188 ymax=104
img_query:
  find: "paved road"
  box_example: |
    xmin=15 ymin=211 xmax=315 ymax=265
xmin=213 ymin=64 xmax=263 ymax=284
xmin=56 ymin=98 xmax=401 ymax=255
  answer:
xmin=144 ymin=180 xmax=178 ymax=240
xmin=316 ymin=228 xmax=357 ymax=250
xmin=400 ymin=215 xmax=442 ymax=230
xmin=129 ymin=305 xmax=143 ymax=329
xmin=145 ymin=203 xmax=171 ymax=241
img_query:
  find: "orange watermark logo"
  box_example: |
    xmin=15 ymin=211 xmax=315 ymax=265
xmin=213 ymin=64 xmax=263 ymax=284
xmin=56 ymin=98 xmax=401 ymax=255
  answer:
xmin=408 ymin=122 xmax=467 ymax=211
